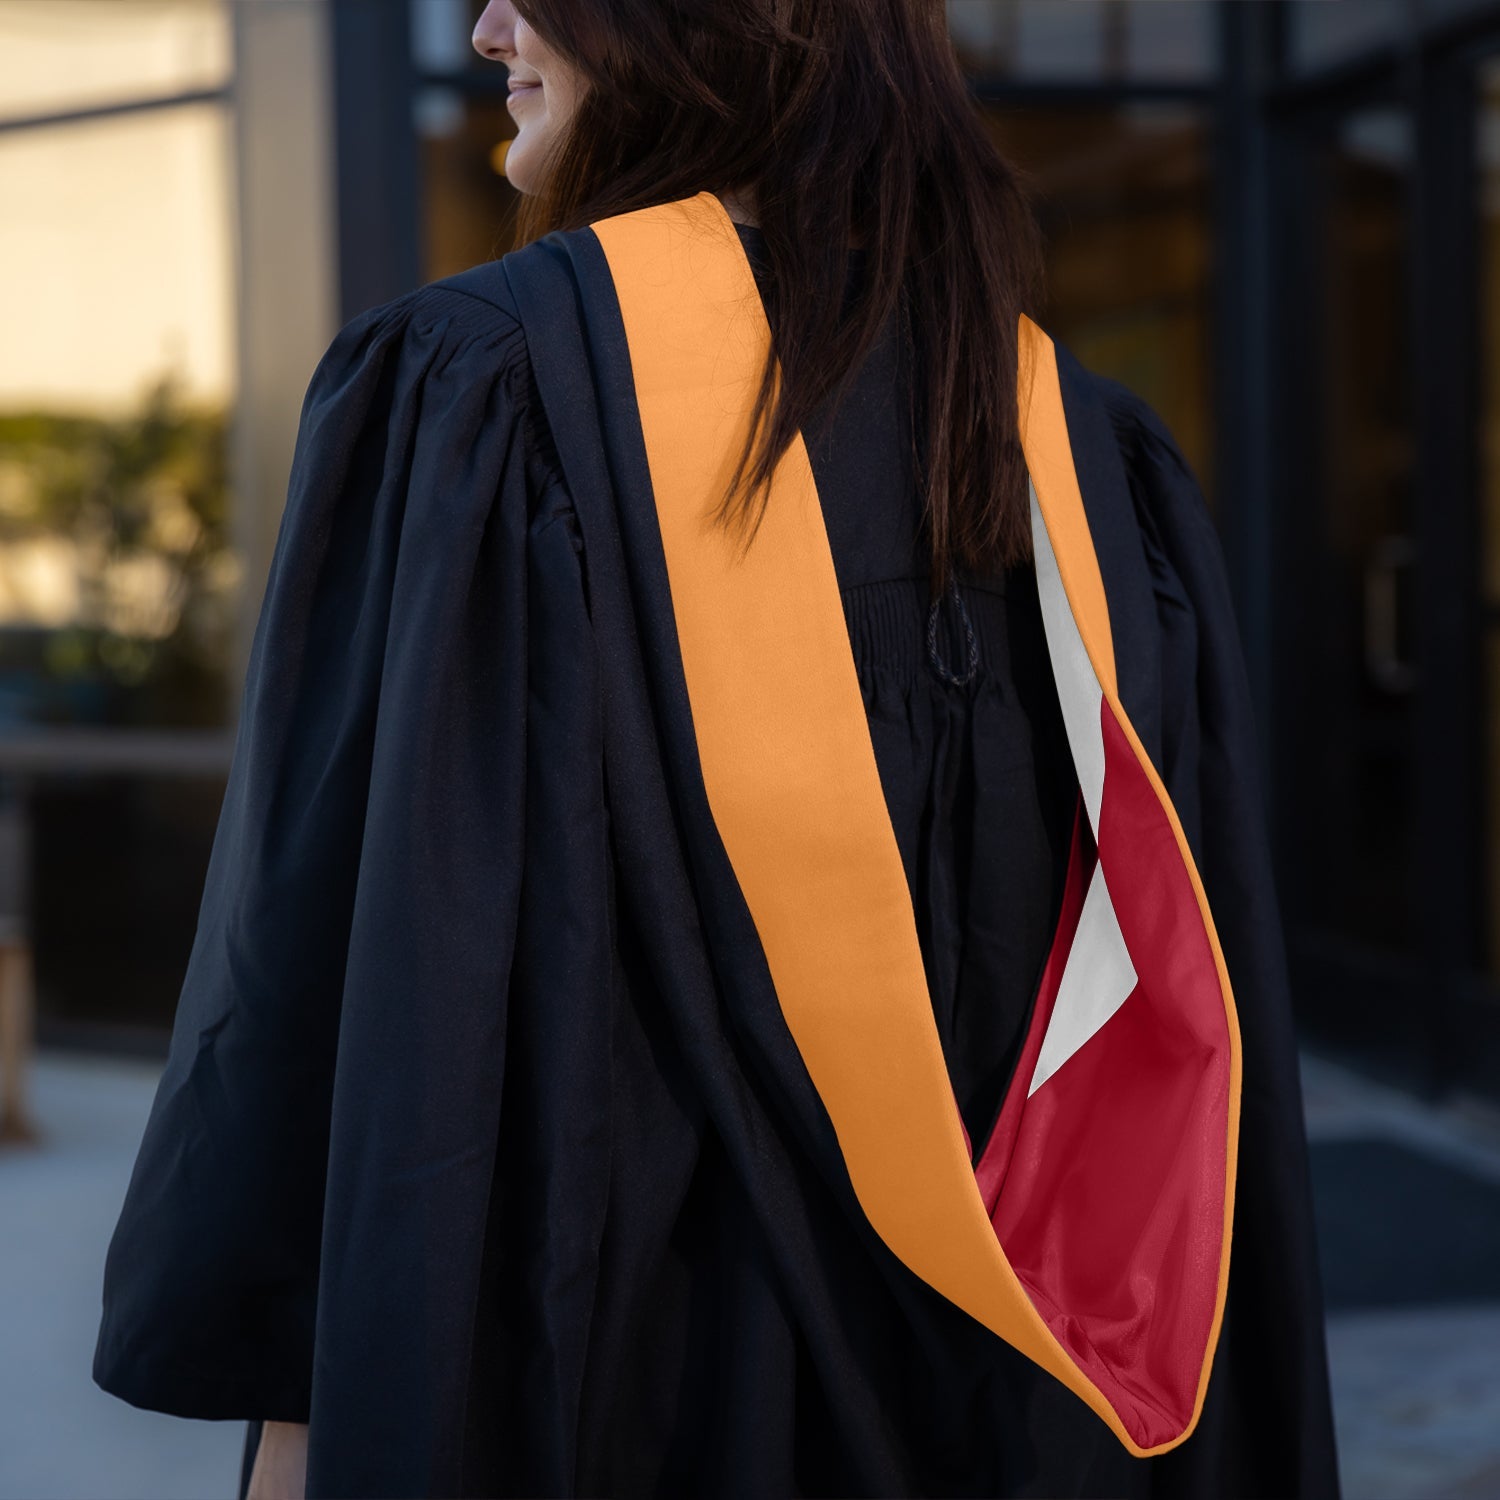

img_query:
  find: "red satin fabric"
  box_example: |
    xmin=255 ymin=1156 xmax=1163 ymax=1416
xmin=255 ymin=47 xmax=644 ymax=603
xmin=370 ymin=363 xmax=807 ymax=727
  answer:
xmin=970 ymin=698 xmax=1232 ymax=1450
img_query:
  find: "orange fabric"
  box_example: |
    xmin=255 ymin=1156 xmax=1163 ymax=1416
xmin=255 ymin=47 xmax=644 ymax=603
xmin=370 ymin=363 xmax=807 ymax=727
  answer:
xmin=588 ymin=189 xmax=1235 ymax=1455
xmin=1019 ymin=314 xmax=1243 ymax=1439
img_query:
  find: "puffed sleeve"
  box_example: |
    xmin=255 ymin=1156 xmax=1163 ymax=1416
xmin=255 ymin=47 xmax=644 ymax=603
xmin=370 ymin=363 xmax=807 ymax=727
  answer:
xmin=1097 ymin=377 xmax=1342 ymax=1498
xmin=91 ymin=282 xmax=589 ymax=1439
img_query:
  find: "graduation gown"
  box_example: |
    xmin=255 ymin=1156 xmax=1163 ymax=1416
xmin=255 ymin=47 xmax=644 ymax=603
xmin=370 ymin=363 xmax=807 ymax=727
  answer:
xmin=93 ymin=192 xmax=1340 ymax=1499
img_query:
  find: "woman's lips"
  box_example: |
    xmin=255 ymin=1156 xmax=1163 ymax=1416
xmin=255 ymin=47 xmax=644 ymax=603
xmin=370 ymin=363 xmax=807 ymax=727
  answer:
xmin=507 ymin=81 xmax=541 ymax=104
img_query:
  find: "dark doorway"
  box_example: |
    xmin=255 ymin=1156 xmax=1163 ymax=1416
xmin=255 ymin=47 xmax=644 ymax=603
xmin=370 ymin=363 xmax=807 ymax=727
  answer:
xmin=1273 ymin=30 xmax=1500 ymax=1103
xmin=1275 ymin=95 xmax=1431 ymax=1082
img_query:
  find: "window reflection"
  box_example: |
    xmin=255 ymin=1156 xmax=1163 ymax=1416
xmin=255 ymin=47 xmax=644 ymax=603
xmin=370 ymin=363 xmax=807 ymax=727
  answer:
xmin=0 ymin=100 xmax=236 ymax=728
xmin=419 ymin=90 xmax=519 ymax=280
xmin=0 ymin=0 xmax=240 ymax=1043
xmin=411 ymin=0 xmax=521 ymax=278
xmin=411 ymin=0 xmax=480 ymax=76
xmin=988 ymin=103 xmax=1214 ymax=503
xmin=1422 ymin=0 xmax=1500 ymax=21
xmin=0 ymin=106 xmax=233 ymax=411
xmin=0 ymin=0 xmax=230 ymax=123
xmin=1285 ymin=0 xmax=1403 ymax=73
xmin=945 ymin=0 xmax=1214 ymax=83
xmin=1299 ymin=105 xmax=1416 ymax=951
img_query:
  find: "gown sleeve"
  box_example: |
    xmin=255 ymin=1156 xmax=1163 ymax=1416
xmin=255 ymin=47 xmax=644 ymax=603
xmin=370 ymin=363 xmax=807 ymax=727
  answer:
xmin=1096 ymin=377 xmax=1342 ymax=1498
xmin=91 ymin=282 xmax=586 ymax=1433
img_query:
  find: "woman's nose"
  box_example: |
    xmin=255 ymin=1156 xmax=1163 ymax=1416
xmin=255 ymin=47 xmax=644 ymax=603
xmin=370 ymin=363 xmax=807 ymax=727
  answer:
xmin=472 ymin=0 xmax=516 ymax=62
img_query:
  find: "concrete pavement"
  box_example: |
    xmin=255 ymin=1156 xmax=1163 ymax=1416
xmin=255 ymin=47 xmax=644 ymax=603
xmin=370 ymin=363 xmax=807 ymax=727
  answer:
xmin=4 ymin=1048 xmax=1500 ymax=1498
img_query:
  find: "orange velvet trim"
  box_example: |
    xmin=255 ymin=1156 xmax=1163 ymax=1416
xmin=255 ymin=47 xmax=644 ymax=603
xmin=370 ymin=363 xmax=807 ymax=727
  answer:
xmin=588 ymin=189 xmax=1237 ymax=1455
xmin=1018 ymin=311 xmax=1242 ymax=1443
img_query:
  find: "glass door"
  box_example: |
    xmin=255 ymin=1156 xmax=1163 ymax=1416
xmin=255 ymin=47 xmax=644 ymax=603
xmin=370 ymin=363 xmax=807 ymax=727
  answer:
xmin=1274 ymin=97 xmax=1432 ymax=1084
xmin=1277 ymin=45 xmax=1500 ymax=1103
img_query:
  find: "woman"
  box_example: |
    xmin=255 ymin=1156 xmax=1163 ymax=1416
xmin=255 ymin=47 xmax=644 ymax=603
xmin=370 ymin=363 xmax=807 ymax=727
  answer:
xmin=94 ymin=3 xmax=1341 ymax=1497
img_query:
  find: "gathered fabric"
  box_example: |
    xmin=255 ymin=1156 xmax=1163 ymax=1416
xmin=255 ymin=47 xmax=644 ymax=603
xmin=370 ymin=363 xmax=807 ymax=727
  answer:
xmin=94 ymin=201 xmax=1338 ymax=1500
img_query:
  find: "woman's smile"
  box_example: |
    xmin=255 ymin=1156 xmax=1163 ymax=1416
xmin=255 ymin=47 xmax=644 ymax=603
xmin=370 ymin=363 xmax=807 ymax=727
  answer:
xmin=472 ymin=2 xmax=584 ymax=191
xmin=506 ymin=77 xmax=542 ymax=109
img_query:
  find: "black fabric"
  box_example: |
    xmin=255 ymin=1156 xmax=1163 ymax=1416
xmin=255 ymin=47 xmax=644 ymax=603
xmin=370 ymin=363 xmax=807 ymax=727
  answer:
xmin=95 ymin=220 xmax=1340 ymax=1500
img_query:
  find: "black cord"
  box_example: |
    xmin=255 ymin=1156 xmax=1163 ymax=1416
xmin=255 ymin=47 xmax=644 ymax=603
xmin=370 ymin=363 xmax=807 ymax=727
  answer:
xmin=925 ymin=574 xmax=979 ymax=686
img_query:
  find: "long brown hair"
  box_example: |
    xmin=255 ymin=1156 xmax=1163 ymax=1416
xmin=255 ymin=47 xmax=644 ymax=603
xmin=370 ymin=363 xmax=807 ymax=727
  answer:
xmin=510 ymin=0 xmax=1044 ymax=592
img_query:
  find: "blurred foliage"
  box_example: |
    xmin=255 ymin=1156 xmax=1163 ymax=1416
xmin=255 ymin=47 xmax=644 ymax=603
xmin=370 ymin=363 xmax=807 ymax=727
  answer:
xmin=0 ymin=372 xmax=237 ymax=729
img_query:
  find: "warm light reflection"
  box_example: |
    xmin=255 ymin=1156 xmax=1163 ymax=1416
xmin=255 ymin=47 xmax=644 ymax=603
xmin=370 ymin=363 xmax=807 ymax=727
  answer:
xmin=0 ymin=0 xmax=230 ymax=124
xmin=0 ymin=104 xmax=235 ymax=413
xmin=0 ymin=383 xmax=237 ymax=720
xmin=0 ymin=536 xmax=80 ymax=626
xmin=0 ymin=0 xmax=238 ymax=728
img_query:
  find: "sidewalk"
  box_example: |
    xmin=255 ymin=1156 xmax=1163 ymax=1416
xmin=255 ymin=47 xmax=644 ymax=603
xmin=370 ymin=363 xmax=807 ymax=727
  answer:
xmin=0 ymin=1053 xmax=242 ymax=1500
xmin=1302 ymin=1051 xmax=1500 ymax=1499
xmin=3 ymin=1048 xmax=1500 ymax=1498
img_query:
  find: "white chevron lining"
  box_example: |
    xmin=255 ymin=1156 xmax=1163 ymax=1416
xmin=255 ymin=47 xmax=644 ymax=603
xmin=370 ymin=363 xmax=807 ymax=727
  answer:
xmin=1027 ymin=480 xmax=1138 ymax=1096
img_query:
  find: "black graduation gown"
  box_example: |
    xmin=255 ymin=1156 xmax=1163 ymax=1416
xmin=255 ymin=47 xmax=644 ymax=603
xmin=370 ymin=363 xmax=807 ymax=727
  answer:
xmin=93 ymin=209 xmax=1340 ymax=1499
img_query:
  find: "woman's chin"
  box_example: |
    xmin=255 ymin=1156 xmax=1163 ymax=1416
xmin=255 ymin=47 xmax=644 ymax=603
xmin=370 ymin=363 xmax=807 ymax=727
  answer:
xmin=504 ymin=168 xmax=530 ymax=195
xmin=503 ymin=138 xmax=541 ymax=195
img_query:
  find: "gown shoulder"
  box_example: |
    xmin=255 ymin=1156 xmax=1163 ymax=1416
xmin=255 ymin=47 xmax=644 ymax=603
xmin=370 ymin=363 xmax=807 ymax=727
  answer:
xmin=92 ymin=265 xmax=594 ymax=1427
xmin=1088 ymin=370 xmax=1227 ymax=610
xmin=297 ymin=271 xmax=570 ymax=524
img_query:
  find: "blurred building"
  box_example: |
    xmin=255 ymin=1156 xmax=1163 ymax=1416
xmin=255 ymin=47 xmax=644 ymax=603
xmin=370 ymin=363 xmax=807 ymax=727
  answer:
xmin=0 ymin=0 xmax=1496 ymax=1102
